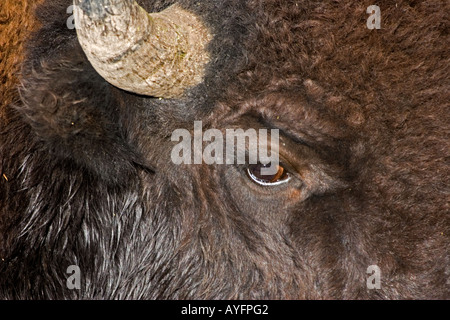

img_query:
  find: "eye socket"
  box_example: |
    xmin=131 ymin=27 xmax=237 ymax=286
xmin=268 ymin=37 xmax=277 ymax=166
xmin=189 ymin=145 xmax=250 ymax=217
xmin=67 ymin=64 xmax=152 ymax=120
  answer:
xmin=246 ymin=163 xmax=291 ymax=186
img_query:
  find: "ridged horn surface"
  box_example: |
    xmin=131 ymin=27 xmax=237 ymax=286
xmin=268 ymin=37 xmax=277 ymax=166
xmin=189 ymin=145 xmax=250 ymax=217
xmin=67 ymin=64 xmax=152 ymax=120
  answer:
xmin=74 ymin=0 xmax=212 ymax=98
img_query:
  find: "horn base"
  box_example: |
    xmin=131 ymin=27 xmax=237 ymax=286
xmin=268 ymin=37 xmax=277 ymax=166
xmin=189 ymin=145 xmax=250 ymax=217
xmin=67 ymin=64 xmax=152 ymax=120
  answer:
xmin=75 ymin=2 xmax=212 ymax=98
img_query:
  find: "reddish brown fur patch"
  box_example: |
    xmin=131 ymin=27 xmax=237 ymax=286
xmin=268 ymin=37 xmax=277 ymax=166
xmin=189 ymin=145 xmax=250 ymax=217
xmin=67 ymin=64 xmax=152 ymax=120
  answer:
xmin=0 ymin=1 xmax=43 ymax=119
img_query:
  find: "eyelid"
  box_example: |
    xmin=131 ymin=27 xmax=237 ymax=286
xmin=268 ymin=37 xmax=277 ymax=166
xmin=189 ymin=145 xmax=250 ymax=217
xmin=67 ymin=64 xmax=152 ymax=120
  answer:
xmin=237 ymin=141 xmax=303 ymax=183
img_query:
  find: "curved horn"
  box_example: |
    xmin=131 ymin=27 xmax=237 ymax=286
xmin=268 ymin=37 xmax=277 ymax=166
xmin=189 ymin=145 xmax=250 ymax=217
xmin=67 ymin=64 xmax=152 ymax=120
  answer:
xmin=74 ymin=0 xmax=211 ymax=98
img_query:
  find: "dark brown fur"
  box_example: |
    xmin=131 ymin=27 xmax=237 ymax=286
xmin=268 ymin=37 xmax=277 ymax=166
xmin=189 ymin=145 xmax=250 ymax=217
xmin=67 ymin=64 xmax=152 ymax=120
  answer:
xmin=0 ymin=0 xmax=448 ymax=299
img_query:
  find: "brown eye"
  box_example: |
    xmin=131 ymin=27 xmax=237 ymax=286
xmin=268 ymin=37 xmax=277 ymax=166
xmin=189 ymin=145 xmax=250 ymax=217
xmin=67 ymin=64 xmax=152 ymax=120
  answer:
xmin=247 ymin=163 xmax=290 ymax=186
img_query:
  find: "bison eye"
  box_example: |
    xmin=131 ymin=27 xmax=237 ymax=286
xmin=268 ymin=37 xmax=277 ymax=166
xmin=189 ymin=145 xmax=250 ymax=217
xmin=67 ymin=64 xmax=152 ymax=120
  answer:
xmin=247 ymin=163 xmax=290 ymax=186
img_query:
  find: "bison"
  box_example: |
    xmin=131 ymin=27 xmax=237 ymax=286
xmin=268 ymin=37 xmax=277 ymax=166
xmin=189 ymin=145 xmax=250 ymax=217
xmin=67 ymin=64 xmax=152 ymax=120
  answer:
xmin=0 ymin=0 xmax=448 ymax=299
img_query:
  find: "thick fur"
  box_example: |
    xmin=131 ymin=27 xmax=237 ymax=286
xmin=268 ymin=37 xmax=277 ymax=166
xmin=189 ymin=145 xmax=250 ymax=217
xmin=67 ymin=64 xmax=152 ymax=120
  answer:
xmin=0 ymin=1 xmax=43 ymax=115
xmin=0 ymin=0 xmax=448 ymax=299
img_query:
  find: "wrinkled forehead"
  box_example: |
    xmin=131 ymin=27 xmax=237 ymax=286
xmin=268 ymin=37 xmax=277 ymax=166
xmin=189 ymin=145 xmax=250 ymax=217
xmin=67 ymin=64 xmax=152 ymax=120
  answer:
xmin=201 ymin=1 xmax=369 ymax=131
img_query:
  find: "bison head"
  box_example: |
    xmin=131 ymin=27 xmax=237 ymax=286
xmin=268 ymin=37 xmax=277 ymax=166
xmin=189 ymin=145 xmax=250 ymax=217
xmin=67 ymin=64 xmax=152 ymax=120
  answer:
xmin=0 ymin=0 xmax=448 ymax=299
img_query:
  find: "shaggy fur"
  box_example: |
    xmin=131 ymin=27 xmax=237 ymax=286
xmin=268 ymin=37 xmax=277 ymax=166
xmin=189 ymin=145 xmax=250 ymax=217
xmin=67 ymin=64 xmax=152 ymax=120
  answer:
xmin=0 ymin=0 xmax=449 ymax=299
xmin=0 ymin=1 xmax=43 ymax=115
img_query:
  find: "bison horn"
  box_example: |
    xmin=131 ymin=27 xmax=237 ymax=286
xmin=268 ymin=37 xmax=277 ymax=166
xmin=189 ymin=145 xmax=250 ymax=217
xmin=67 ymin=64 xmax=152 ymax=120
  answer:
xmin=74 ymin=0 xmax=212 ymax=98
